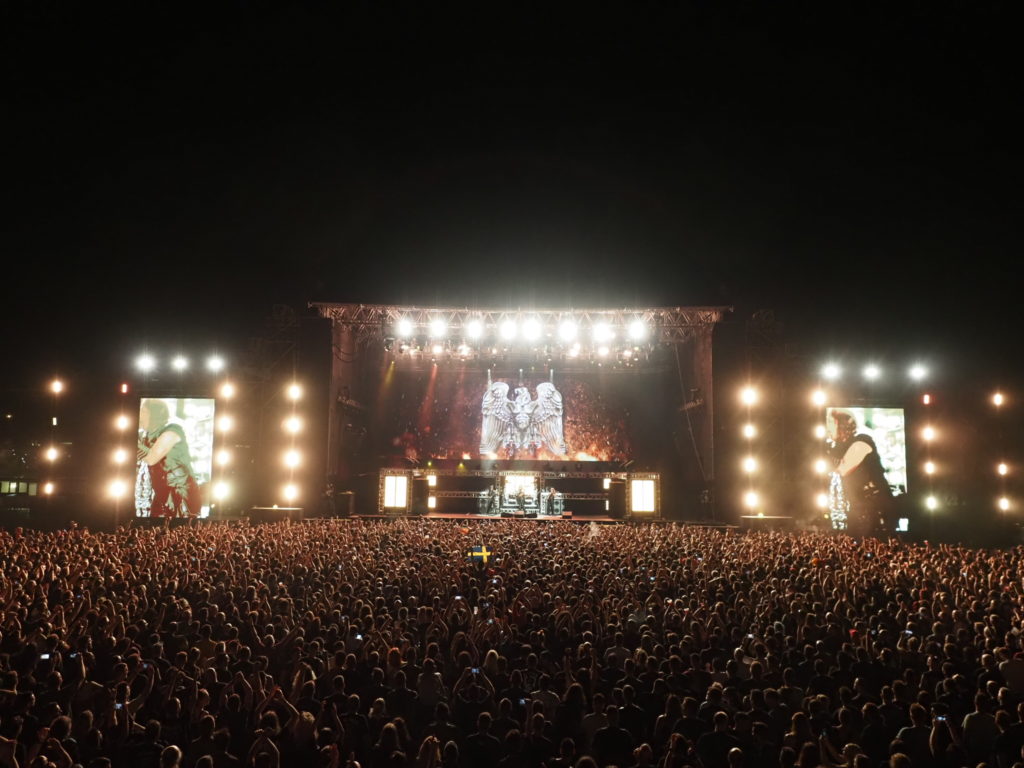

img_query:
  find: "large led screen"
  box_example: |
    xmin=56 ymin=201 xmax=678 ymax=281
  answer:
xmin=375 ymin=369 xmax=673 ymax=463
xmin=135 ymin=397 xmax=215 ymax=517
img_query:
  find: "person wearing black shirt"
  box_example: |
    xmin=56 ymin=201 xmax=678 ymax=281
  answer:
xmin=593 ymin=705 xmax=634 ymax=768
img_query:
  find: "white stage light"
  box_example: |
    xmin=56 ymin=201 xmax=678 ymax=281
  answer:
xmin=999 ymin=497 xmax=1011 ymax=511
xmin=558 ymin=319 xmax=577 ymax=342
xmin=218 ymin=415 xmax=234 ymax=432
xmin=993 ymin=392 xmax=1005 ymax=407
xmin=925 ymin=495 xmax=938 ymax=510
xmin=206 ymin=355 xmax=225 ymax=373
xmin=863 ymin=364 xmax=881 ymax=380
xmin=43 ymin=482 xmax=54 ymax=495
xmin=592 ymin=323 xmax=614 ymax=343
xmin=909 ymin=364 xmax=928 ymax=381
xmin=220 ymin=382 xmax=236 ymax=399
xmin=742 ymin=456 xmax=757 ymax=473
xmin=822 ymin=362 xmax=842 ymax=380
xmin=45 ymin=446 xmax=58 ymax=462
xmin=523 ymin=317 xmax=542 ymax=342
xmin=216 ymin=449 xmax=231 ymax=466
xmin=136 ymin=354 xmax=156 ymax=373
xmin=742 ymin=423 xmax=756 ymax=439
xmin=814 ymin=459 xmax=827 ymax=474
xmin=924 ymin=461 xmax=935 ymax=475
xmin=109 ymin=479 xmax=127 ymax=498
xmin=286 ymin=383 xmax=302 ymax=401
xmin=743 ymin=490 xmax=759 ymax=509
xmin=922 ymin=425 xmax=935 ymax=441
xmin=431 ymin=344 xmax=443 ymax=355
xmin=396 ymin=318 xmax=414 ymax=337
xmin=500 ymin=319 xmax=517 ymax=340
xmin=597 ymin=346 xmax=610 ymax=357
xmin=429 ymin=318 xmax=447 ymax=338
xmin=51 ymin=379 xmax=64 ymax=394
xmin=466 ymin=319 xmax=484 ymax=339
xmin=283 ymin=483 xmax=299 ymax=503
xmin=213 ymin=482 xmax=230 ymax=501
xmin=628 ymin=319 xmax=647 ymax=341
xmin=998 ymin=462 xmax=1008 ymax=476
xmin=567 ymin=344 xmax=581 ymax=358
xmin=172 ymin=355 xmax=189 ymax=371
xmin=116 ymin=414 xmax=130 ymax=430
xmin=283 ymin=449 xmax=301 ymax=468
xmin=284 ymin=416 xmax=302 ymax=434
xmin=811 ymin=389 xmax=827 ymax=406
xmin=427 ymin=496 xmax=437 ymax=509
xmin=816 ymin=493 xmax=828 ymax=508
xmin=740 ymin=387 xmax=758 ymax=406
xmin=113 ymin=448 xmax=127 ymax=465
xmin=814 ymin=425 xmax=827 ymax=439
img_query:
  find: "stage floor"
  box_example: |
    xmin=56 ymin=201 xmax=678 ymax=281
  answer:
xmin=355 ymin=512 xmax=621 ymax=523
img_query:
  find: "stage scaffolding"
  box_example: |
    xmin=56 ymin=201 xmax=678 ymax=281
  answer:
xmin=311 ymin=303 xmax=729 ymax=513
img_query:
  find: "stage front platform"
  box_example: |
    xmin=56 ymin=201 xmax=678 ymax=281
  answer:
xmin=356 ymin=512 xmax=622 ymax=523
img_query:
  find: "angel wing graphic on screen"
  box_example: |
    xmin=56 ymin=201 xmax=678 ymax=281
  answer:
xmin=479 ymin=372 xmax=566 ymax=457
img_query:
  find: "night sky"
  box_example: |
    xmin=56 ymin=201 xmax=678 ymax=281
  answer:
xmin=4 ymin=2 xmax=1022 ymax=388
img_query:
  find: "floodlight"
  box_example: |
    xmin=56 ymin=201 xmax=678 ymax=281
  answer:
xmin=628 ymin=319 xmax=647 ymax=341
xmin=466 ymin=319 xmax=484 ymax=339
xmin=136 ymin=354 xmax=156 ymax=373
xmin=113 ymin=448 xmax=127 ymax=465
xmin=427 ymin=474 xmax=437 ymax=487
xmin=220 ymin=382 xmax=236 ymax=399
xmin=43 ymin=482 xmax=54 ymax=495
xmin=172 ymin=355 xmax=189 ymax=371
xmin=120 ymin=383 xmax=129 ymax=394
xmin=218 ymin=415 xmax=234 ymax=432
xmin=283 ymin=449 xmax=301 ymax=468
xmin=814 ymin=425 xmax=827 ymax=439
xmin=998 ymin=462 xmax=1008 ymax=476
xmin=821 ymin=363 xmax=842 ymax=380
xmin=743 ymin=490 xmax=759 ymax=509
xmin=213 ymin=482 xmax=230 ymax=502
xmin=999 ymin=497 xmax=1011 ymax=511
xmin=431 ymin=344 xmax=443 ymax=356
xmin=922 ymin=426 xmax=935 ymax=441
xmin=500 ymin=319 xmax=518 ymax=340
xmin=429 ymin=318 xmax=447 ymax=338
xmin=216 ymin=449 xmax=231 ymax=466
xmin=206 ymin=355 xmax=225 ymax=372
xmin=815 ymin=493 xmax=828 ymax=508
xmin=457 ymin=344 xmax=471 ymax=356
xmin=427 ymin=496 xmax=437 ymax=509
xmin=814 ymin=459 xmax=827 ymax=474
xmin=50 ymin=379 xmax=64 ymax=394
xmin=282 ymin=483 xmax=299 ymax=503
xmin=909 ymin=364 xmax=928 ymax=381
xmin=924 ymin=461 xmax=935 ymax=475
xmin=863 ymin=364 xmax=881 ymax=380
xmin=622 ymin=349 xmax=633 ymax=359
xmin=925 ymin=495 xmax=938 ymax=510
xmin=592 ymin=323 xmax=614 ymax=343
xmin=993 ymin=392 xmax=1005 ymax=407
xmin=558 ymin=319 xmax=577 ymax=342
xmin=396 ymin=318 xmax=414 ymax=337
xmin=567 ymin=344 xmax=581 ymax=358
xmin=115 ymin=414 xmax=130 ymax=430
xmin=742 ymin=456 xmax=757 ymax=473
xmin=286 ymin=383 xmax=302 ymax=401
xmin=742 ymin=423 xmax=756 ymax=439
xmin=811 ymin=389 xmax=827 ymax=406
xmin=522 ymin=317 xmax=543 ymax=342
xmin=740 ymin=387 xmax=758 ymax=406
xmin=597 ymin=346 xmax=610 ymax=357
xmin=922 ymin=394 xmax=932 ymax=405
xmin=109 ymin=479 xmax=127 ymax=498
xmin=284 ymin=415 xmax=302 ymax=434
xmin=45 ymin=446 xmax=58 ymax=462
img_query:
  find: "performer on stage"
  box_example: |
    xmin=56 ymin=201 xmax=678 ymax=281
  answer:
xmin=545 ymin=486 xmax=557 ymax=515
xmin=137 ymin=398 xmax=202 ymax=518
xmin=828 ymin=409 xmax=892 ymax=536
xmin=515 ymin=486 xmax=526 ymax=515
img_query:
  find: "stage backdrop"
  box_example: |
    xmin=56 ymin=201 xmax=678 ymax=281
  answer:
xmin=134 ymin=397 xmax=215 ymax=517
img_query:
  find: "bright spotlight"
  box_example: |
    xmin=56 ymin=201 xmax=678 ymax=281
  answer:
xmin=909 ymin=364 xmax=928 ymax=381
xmin=426 ymin=474 xmax=437 ymax=487
xmin=43 ymin=482 xmax=54 ymax=495
xmin=924 ymin=461 xmax=936 ymax=475
xmin=815 ymin=493 xmax=828 ymax=508
xmin=45 ymin=446 xmax=58 ymax=462
xmin=742 ymin=423 xmax=757 ymax=439
xmin=396 ymin=318 xmax=414 ymax=337
xmin=863 ymin=364 xmax=881 ymax=380
xmin=922 ymin=393 xmax=932 ymax=405
xmin=216 ymin=449 xmax=231 ymax=466
xmin=112 ymin=448 xmax=127 ymax=465
xmin=282 ymin=483 xmax=299 ymax=503
xmin=220 ymin=382 xmax=236 ymax=399
xmin=814 ymin=459 xmax=827 ymax=474
xmin=429 ymin=318 xmax=447 ymax=338
xmin=558 ymin=319 xmax=577 ymax=342
xmin=50 ymin=379 xmax=64 ymax=394
xmin=499 ymin=319 xmax=518 ymax=341
xmin=115 ymin=414 xmax=130 ymax=430
xmin=567 ymin=344 xmax=581 ymax=358
xmin=811 ymin=389 xmax=827 ymax=406
xmin=135 ymin=354 xmax=156 ymax=373
xmin=431 ymin=344 xmax=444 ymax=356
xmin=109 ymin=479 xmax=127 ymax=498
xmin=283 ymin=449 xmax=301 ymax=468
xmin=740 ymin=387 xmax=758 ymax=406
xmin=466 ymin=319 xmax=484 ymax=339
xmin=925 ymin=495 xmax=938 ymax=511
xmin=172 ymin=355 xmax=189 ymax=371
xmin=993 ymin=392 xmax=1005 ymax=407
xmin=999 ymin=497 xmax=1011 ymax=511
xmin=213 ymin=482 xmax=230 ymax=502
xmin=522 ymin=317 xmax=543 ymax=342
xmin=998 ymin=462 xmax=1008 ymax=476
xmin=284 ymin=415 xmax=302 ymax=434
xmin=922 ymin=425 xmax=935 ymax=441
xmin=592 ymin=323 xmax=614 ymax=343
xmin=597 ymin=346 xmax=610 ymax=357
xmin=821 ymin=363 xmax=842 ymax=380
xmin=742 ymin=456 xmax=757 ymax=473
xmin=206 ymin=355 xmax=225 ymax=372
xmin=814 ymin=424 xmax=827 ymax=439
xmin=628 ymin=319 xmax=647 ymax=341
xmin=743 ymin=490 xmax=759 ymax=509
xmin=286 ymin=383 xmax=302 ymax=401
xmin=218 ymin=415 xmax=234 ymax=432
xmin=427 ymin=496 xmax=437 ymax=509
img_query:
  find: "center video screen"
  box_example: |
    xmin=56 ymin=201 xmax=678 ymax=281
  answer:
xmin=134 ymin=397 xmax=216 ymax=518
xmin=374 ymin=368 xmax=671 ymax=463
xmin=825 ymin=406 xmax=908 ymax=495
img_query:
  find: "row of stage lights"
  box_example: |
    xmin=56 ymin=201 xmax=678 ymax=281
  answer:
xmin=820 ymin=361 xmax=930 ymax=382
xmin=394 ymin=317 xmax=649 ymax=345
xmin=134 ymin=354 xmax=227 ymax=373
xmin=738 ymin=383 xmax=1014 ymax=516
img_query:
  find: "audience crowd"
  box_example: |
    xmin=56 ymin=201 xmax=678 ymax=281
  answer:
xmin=2 ymin=519 xmax=1024 ymax=768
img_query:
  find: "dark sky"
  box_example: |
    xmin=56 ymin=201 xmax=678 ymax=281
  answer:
xmin=4 ymin=2 xmax=1022 ymax=387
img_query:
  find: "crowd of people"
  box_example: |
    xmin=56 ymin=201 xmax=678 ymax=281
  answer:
xmin=2 ymin=518 xmax=1024 ymax=768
